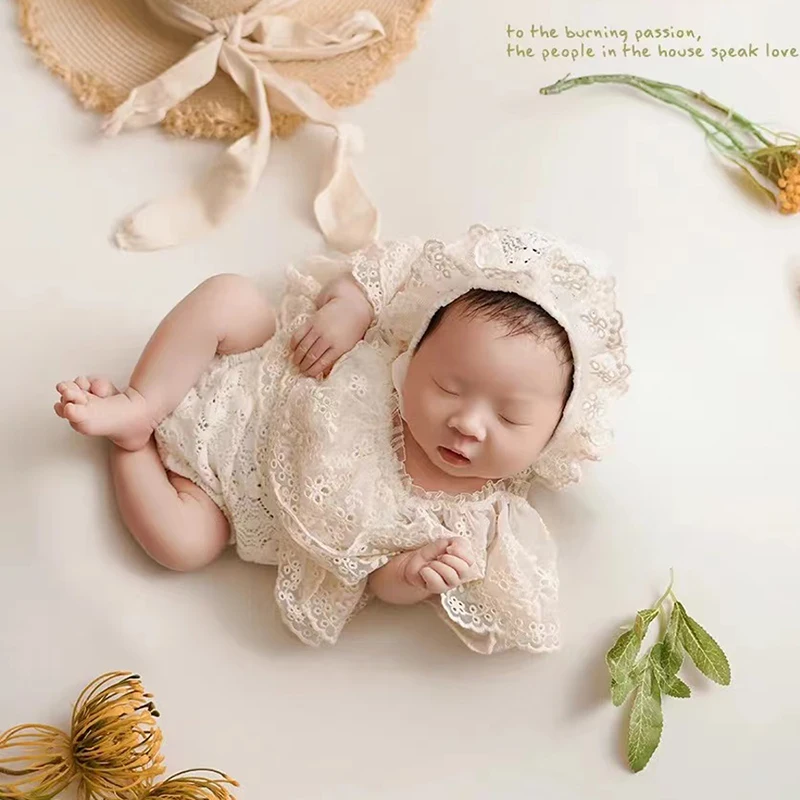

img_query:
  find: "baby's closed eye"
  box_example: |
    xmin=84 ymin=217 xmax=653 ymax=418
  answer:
xmin=499 ymin=414 xmax=529 ymax=426
xmin=433 ymin=379 xmax=459 ymax=396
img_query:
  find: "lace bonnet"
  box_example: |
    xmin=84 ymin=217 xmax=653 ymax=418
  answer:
xmin=388 ymin=224 xmax=631 ymax=491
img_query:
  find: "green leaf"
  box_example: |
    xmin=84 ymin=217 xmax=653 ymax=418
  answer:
xmin=661 ymin=602 xmax=684 ymax=678
xmin=607 ymin=608 xmax=661 ymax=703
xmin=649 ymin=644 xmax=692 ymax=698
xmin=634 ymin=608 xmax=659 ymax=639
xmin=611 ymin=650 xmax=651 ymax=706
xmin=631 ymin=654 xmax=650 ymax=680
xmin=611 ymin=674 xmax=636 ymax=707
xmin=662 ymin=675 xmax=692 ymax=699
xmin=677 ymin=602 xmax=731 ymax=686
xmin=627 ymin=665 xmax=664 ymax=773
xmin=648 ymin=643 xmax=668 ymax=685
xmin=606 ymin=628 xmax=643 ymax=683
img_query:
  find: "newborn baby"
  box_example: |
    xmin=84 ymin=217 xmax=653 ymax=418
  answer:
xmin=54 ymin=225 xmax=629 ymax=653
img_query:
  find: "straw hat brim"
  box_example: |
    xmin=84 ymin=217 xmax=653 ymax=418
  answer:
xmin=17 ymin=0 xmax=432 ymax=140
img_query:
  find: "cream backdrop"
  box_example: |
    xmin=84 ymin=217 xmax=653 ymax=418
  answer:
xmin=1 ymin=1 xmax=798 ymax=798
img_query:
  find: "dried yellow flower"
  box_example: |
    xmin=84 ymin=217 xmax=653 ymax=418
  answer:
xmin=72 ymin=673 xmax=165 ymax=800
xmin=0 ymin=723 xmax=75 ymax=799
xmin=778 ymin=159 xmax=800 ymax=213
xmin=0 ymin=673 xmax=239 ymax=800
xmin=0 ymin=672 xmax=165 ymax=800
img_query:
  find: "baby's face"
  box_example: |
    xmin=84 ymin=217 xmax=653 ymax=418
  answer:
xmin=402 ymin=309 xmax=571 ymax=482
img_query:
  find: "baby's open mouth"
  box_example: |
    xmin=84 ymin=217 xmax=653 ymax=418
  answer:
xmin=438 ymin=446 xmax=471 ymax=466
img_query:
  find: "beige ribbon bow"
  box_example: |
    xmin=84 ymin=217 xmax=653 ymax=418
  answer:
xmin=104 ymin=0 xmax=385 ymax=252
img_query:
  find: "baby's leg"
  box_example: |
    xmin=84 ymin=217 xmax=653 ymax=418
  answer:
xmin=111 ymin=438 xmax=229 ymax=572
xmin=55 ymin=274 xmax=276 ymax=570
xmin=65 ymin=379 xmax=228 ymax=571
xmin=55 ymin=274 xmax=276 ymax=451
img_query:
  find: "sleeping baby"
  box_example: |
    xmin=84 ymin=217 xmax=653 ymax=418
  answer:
xmin=53 ymin=224 xmax=629 ymax=653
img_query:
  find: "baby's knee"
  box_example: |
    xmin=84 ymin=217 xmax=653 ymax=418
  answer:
xmin=140 ymin=518 xmax=227 ymax=573
xmin=199 ymin=273 xmax=257 ymax=304
xmin=199 ymin=274 xmax=276 ymax=353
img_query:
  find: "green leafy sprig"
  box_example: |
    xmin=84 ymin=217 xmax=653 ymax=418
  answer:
xmin=606 ymin=573 xmax=731 ymax=773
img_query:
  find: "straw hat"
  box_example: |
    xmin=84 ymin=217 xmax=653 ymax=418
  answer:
xmin=18 ymin=0 xmax=433 ymax=252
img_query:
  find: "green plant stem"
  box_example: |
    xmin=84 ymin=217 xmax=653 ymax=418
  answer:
xmin=653 ymin=569 xmax=675 ymax=614
xmin=642 ymin=80 xmax=773 ymax=147
xmin=540 ymin=73 xmax=755 ymax=154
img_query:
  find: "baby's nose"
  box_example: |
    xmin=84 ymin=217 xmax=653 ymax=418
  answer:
xmin=449 ymin=411 xmax=486 ymax=442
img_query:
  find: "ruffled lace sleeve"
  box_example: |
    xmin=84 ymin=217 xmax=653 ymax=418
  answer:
xmin=433 ymin=495 xmax=560 ymax=655
xmin=274 ymin=538 xmax=371 ymax=647
xmin=346 ymin=237 xmax=424 ymax=316
xmin=292 ymin=237 xmax=426 ymax=346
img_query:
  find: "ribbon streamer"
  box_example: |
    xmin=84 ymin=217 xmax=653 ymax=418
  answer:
xmin=105 ymin=0 xmax=385 ymax=252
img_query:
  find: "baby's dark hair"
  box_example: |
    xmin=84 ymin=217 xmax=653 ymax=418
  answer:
xmin=417 ymin=289 xmax=574 ymax=398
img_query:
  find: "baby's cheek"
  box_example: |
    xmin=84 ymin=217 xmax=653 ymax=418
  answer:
xmin=503 ymin=429 xmax=547 ymax=471
xmin=527 ymin=427 xmax=554 ymax=461
xmin=413 ymin=386 xmax=442 ymax=423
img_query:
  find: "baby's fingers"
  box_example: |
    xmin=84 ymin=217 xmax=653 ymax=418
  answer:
xmin=438 ymin=554 xmax=479 ymax=582
xmin=306 ymin=348 xmax=340 ymax=379
xmin=301 ymin=346 xmax=331 ymax=374
xmin=414 ymin=538 xmax=453 ymax=563
xmin=426 ymin=560 xmax=461 ymax=589
xmin=292 ymin=330 xmax=322 ymax=368
xmin=420 ymin=566 xmax=449 ymax=594
xmin=446 ymin=538 xmax=476 ymax=566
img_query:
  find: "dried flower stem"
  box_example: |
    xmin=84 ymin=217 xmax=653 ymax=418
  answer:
xmin=540 ymin=73 xmax=752 ymax=151
xmin=540 ymin=72 xmax=800 ymax=214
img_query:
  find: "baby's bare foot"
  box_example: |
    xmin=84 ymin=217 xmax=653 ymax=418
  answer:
xmin=54 ymin=376 xmax=155 ymax=451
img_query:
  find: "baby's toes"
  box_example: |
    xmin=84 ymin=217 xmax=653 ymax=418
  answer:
xmin=62 ymin=401 xmax=90 ymax=424
xmin=58 ymin=381 xmax=88 ymax=405
xmin=89 ymin=377 xmax=117 ymax=398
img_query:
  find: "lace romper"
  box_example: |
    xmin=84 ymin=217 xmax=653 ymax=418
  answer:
xmin=154 ymin=226 xmax=629 ymax=654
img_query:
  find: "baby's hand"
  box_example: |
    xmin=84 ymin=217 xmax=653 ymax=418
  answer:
xmin=403 ymin=537 xmax=480 ymax=594
xmin=289 ymin=275 xmax=374 ymax=379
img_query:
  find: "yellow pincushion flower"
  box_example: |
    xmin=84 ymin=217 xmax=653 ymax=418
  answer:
xmin=0 ymin=673 xmax=165 ymax=800
xmin=540 ymin=73 xmax=800 ymax=215
xmin=778 ymin=158 xmax=800 ymax=213
xmin=0 ymin=672 xmax=240 ymax=800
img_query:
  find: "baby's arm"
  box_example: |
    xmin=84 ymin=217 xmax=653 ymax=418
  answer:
xmin=290 ymin=274 xmax=375 ymax=378
xmin=369 ymin=538 xmax=479 ymax=605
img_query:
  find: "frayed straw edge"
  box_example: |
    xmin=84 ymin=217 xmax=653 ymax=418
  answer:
xmin=17 ymin=0 xmax=125 ymax=114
